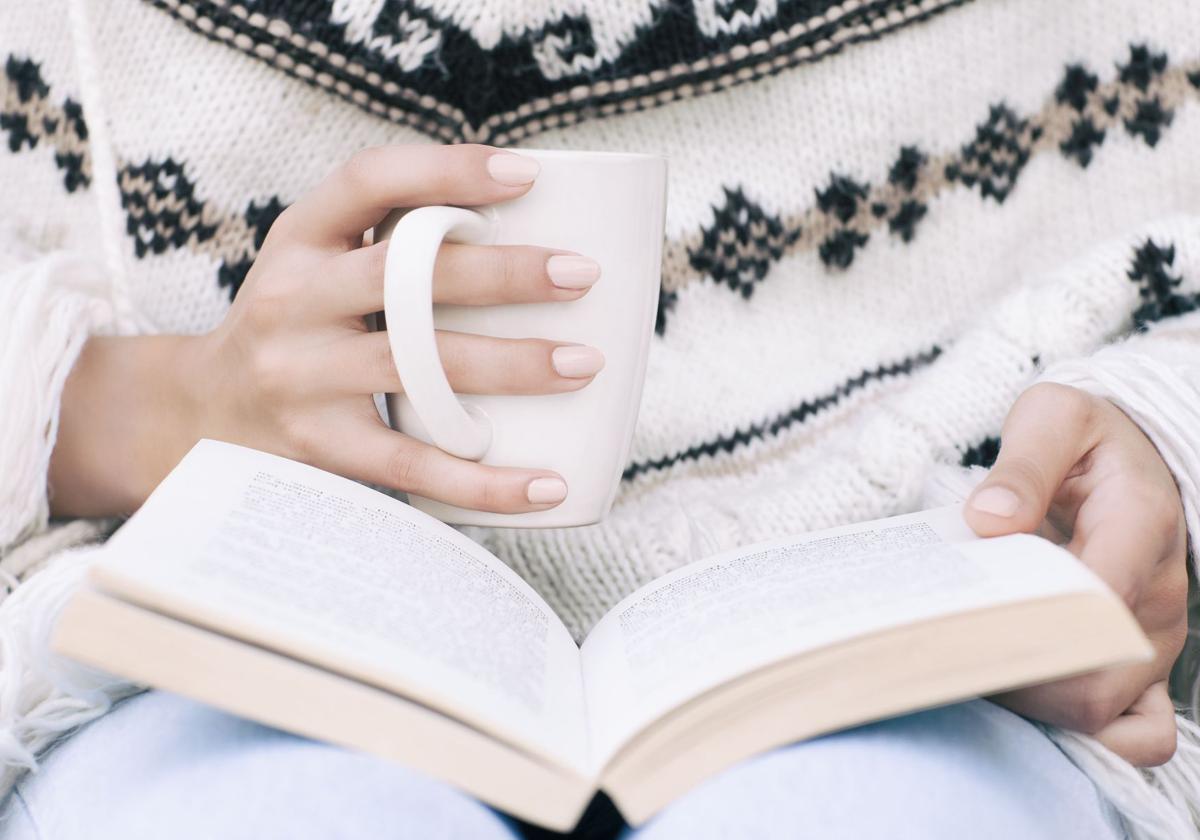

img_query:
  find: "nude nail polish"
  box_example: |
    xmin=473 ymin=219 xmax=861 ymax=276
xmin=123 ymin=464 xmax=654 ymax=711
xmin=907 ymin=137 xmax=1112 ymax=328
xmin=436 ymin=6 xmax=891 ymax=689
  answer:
xmin=552 ymin=345 xmax=605 ymax=378
xmin=487 ymin=153 xmax=540 ymax=186
xmin=527 ymin=477 xmax=567 ymax=505
xmin=546 ymin=255 xmax=601 ymax=289
xmin=970 ymin=486 xmax=1020 ymax=517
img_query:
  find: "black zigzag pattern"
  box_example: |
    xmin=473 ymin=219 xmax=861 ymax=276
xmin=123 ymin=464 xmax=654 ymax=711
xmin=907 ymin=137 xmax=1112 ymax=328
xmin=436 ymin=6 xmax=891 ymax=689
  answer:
xmin=1128 ymin=238 xmax=1199 ymax=329
xmin=622 ymin=346 xmax=943 ymax=481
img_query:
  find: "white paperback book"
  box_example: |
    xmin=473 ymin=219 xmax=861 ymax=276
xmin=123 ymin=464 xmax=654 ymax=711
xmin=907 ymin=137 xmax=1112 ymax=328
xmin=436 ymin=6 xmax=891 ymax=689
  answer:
xmin=53 ymin=440 xmax=1151 ymax=830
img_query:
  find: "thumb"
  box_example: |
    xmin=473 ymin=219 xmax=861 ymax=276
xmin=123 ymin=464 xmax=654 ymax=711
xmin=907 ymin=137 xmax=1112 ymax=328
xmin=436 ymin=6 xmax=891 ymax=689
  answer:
xmin=965 ymin=384 xmax=1094 ymax=538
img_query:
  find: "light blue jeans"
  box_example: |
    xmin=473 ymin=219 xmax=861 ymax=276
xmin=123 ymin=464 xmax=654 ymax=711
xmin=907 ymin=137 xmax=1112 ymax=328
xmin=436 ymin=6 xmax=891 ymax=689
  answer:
xmin=0 ymin=691 xmax=1125 ymax=839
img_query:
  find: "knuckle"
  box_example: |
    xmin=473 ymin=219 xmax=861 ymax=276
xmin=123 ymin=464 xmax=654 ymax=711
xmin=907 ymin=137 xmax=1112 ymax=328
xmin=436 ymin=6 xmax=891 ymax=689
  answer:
xmin=518 ymin=338 xmax=556 ymax=378
xmin=453 ymin=143 xmax=492 ymax=167
xmin=247 ymin=345 xmax=293 ymax=398
xmin=1145 ymin=718 xmax=1179 ymax=766
xmin=281 ymin=417 xmax=320 ymax=461
xmin=434 ymin=334 xmax=468 ymax=383
xmin=364 ymin=240 xmax=389 ymax=278
xmin=341 ymin=147 xmax=384 ymax=195
xmin=1162 ymin=613 xmax=1188 ymax=661
xmin=465 ymin=477 xmax=499 ymax=512
xmin=1143 ymin=740 xmax=1177 ymax=767
xmin=993 ymin=452 xmax=1050 ymax=501
xmin=373 ymin=336 xmax=400 ymax=386
xmin=1072 ymin=688 xmax=1122 ymax=735
xmin=421 ymin=147 xmax=466 ymax=194
xmin=474 ymin=245 xmax=514 ymax=291
xmin=1020 ymin=382 xmax=1095 ymax=432
xmin=240 ymin=292 xmax=289 ymax=332
xmin=498 ymin=247 xmax=521 ymax=292
xmin=1141 ymin=486 xmax=1183 ymax=536
xmin=385 ymin=445 xmax=425 ymax=493
xmin=469 ymin=470 xmax=509 ymax=512
xmin=264 ymin=204 xmax=301 ymax=242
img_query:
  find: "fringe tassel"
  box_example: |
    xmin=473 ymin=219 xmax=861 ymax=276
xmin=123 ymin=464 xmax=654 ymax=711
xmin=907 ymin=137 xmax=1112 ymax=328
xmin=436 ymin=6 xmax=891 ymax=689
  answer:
xmin=0 ymin=548 xmax=139 ymax=798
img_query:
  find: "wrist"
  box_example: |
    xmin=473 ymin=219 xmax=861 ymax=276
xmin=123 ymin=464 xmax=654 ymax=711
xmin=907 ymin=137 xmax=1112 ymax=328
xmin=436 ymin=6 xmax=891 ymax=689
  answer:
xmin=49 ymin=334 xmax=205 ymax=517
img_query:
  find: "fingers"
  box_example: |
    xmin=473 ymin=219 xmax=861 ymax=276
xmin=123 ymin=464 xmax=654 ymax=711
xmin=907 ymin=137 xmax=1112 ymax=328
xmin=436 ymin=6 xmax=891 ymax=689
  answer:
xmin=313 ymin=242 xmax=599 ymax=318
xmin=994 ymin=612 xmax=1182 ymax=737
xmin=993 ymin=660 xmax=1161 ymax=744
xmin=434 ymin=245 xmax=600 ymax=306
xmin=318 ymin=420 xmax=569 ymax=513
xmin=965 ymin=383 xmax=1101 ymax=538
xmin=1092 ymin=681 xmax=1178 ymax=766
xmin=275 ymin=145 xmax=541 ymax=249
xmin=318 ymin=331 xmax=605 ymax=396
xmin=1069 ymin=481 xmax=1184 ymax=605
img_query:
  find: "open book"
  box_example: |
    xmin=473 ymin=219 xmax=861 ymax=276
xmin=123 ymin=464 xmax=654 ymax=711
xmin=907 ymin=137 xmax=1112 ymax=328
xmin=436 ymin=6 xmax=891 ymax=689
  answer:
xmin=53 ymin=440 xmax=1151 ymax=831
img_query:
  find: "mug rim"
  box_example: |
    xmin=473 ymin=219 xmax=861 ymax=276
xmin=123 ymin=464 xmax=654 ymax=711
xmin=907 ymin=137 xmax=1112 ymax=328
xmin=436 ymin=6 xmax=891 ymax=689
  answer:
xmin=508 ymin=148 xmax=667 ymax=164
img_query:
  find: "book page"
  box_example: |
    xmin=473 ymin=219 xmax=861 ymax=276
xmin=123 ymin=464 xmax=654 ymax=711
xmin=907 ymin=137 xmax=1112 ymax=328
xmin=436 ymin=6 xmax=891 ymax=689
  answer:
xmin=92 ymin=440 xmax=589 ymax=772
xmin=579 ymin=507 xmax=1109 ymax=768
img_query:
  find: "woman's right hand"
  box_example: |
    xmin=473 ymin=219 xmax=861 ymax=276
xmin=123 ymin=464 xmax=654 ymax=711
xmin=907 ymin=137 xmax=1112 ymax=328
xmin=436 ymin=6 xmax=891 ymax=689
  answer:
xmin=49 ymin=145 xmax=603 ymax=518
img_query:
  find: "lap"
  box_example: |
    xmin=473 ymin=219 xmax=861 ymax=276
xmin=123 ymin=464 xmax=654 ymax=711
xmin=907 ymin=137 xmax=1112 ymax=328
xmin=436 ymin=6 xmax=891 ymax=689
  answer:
xmin=629 ymin=700 xmax=1126 ymax=840
xmin=0 ymin=693 xmax=1125 ymax=840
xmin=0 ymin=691 xmax=521 ymax=840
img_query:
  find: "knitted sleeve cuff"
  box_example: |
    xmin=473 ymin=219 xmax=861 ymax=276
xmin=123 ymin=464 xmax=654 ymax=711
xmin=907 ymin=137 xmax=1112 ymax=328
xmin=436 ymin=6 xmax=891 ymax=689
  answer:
xmin=0 ymin=250 xmax=114 ymax=552
xmin=1039 ymin=310 xmax=1200 ymax=563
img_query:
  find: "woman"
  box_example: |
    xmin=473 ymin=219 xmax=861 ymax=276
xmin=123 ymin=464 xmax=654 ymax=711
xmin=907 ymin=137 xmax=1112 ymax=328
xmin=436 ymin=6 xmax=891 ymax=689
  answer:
xmin=2 ymin=0 xmax=1199 ymax=837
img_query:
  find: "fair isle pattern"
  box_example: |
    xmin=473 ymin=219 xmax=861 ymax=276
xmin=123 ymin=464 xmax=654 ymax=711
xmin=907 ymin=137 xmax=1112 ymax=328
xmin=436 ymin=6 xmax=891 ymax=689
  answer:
xmin=5 ymin=44 xmax=1199 ymax=329
xmin=0 ymin=56 xmax=90 ymax=192
xmin=9 ymin=7 xmax=1200 ymax=825
xmin=663 ymin=44 xmax=1200 ymax=320
xmin=142 ymin=0 xmax=971 ymax=144
xmin=632 ymin=234 xmax=1200 ymax=491
xmin=0 ymin=56 xmax=285 ymax=299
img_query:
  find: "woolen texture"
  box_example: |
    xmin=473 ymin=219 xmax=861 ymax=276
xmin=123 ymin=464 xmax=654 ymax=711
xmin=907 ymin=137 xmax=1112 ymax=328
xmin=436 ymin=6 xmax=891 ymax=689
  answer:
xmin=4 ymin=0 xmax=1200 ymax=835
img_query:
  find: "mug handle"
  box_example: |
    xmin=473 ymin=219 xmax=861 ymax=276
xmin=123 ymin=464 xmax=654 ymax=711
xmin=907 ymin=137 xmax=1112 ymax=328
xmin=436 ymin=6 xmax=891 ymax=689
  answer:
xmin=382 ymin=206 xmax=496 ymax=461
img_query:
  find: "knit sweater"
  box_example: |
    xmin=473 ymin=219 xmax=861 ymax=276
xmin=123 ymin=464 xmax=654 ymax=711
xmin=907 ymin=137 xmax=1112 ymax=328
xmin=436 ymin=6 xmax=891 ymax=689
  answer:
xmin=5 ymin=0 xmax=1200 ymax=835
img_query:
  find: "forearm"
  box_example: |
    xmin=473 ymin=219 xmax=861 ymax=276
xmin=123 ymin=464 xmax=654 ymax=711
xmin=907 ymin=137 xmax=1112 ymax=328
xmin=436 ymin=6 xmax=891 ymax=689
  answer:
xmin=48 ymin=335 xmax=201 ymax=518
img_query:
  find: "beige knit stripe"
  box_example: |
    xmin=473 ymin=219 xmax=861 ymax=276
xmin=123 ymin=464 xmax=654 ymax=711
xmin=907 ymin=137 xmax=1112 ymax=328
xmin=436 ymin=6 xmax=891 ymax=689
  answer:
xmin=660 ymin=59 xmax=1200 ymax=297
xmin=0 ymin=78 xmax=93 ymax=182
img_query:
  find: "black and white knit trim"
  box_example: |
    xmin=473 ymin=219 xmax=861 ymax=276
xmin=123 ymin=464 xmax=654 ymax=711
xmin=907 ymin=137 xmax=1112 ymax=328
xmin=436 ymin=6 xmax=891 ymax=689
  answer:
xmin=143 ymin=0 xmax=971 ymax=145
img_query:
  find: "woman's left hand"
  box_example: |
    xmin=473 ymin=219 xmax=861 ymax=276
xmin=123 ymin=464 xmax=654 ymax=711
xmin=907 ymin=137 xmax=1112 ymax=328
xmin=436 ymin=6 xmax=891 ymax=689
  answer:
xmin=964 ymin=382 xmax=1189 ymax=766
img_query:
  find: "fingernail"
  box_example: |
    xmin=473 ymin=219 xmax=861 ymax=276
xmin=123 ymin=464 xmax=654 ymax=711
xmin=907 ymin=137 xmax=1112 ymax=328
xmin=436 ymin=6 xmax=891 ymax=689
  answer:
xmin=971 ymin=486 xmax=1021 ymax=517
xmin=527 ymin=477 xmax=567 ymax=505
xmin=487 ymin=153 xmax=540 ymax=186
xmin=547 ymin=255 xmax=601 ymax=290
xmin=552 ymin=345 xmax=605 ymax=378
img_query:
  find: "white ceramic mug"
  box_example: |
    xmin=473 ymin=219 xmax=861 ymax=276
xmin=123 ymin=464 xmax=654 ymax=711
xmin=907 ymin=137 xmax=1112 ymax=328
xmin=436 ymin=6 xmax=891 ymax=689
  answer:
xmin=375 ymin=150 xmax=667 ymax=528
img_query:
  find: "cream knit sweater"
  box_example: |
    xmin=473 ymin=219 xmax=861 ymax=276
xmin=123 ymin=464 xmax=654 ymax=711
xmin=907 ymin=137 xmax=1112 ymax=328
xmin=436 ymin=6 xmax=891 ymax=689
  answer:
xmin=5 ymin=0 xmax=1200 ymax=835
